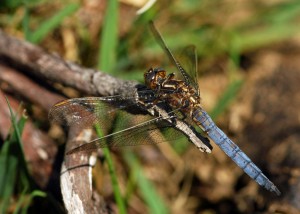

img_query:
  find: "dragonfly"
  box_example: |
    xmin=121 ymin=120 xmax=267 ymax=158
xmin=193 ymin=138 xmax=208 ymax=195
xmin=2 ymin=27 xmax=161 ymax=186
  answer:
xmin=49 ymin=21 xmax=281 ymax=196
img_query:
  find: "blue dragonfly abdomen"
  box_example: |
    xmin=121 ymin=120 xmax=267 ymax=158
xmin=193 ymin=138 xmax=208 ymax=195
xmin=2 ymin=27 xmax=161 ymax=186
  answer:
xmin=192 ymin=108 xmax=281 ymax=196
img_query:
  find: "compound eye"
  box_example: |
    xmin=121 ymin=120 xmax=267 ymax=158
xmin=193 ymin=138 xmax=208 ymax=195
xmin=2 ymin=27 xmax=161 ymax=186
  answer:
xmin=148 ymin=67 xmax=155 ymax=73
xmin=144 ymin=68 xmax=156 ymax=87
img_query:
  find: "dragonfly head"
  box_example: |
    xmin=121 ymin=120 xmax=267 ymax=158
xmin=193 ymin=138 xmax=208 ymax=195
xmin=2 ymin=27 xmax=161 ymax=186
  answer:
xmin=144 ymin=67 xmax=166 ymax=89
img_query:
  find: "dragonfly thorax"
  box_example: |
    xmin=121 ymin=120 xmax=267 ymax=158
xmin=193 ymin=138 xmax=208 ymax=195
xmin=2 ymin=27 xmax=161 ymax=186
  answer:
xmin=144 ymin=67 xmax=201 ymax=117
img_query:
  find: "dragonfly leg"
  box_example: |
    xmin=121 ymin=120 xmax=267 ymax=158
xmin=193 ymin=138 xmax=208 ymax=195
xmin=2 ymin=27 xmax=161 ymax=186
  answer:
xmin=161 ymin=73 xmax=175 ymax=88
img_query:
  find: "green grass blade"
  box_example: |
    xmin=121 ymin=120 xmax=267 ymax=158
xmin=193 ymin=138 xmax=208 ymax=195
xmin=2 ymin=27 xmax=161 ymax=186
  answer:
xmin=22 ymin=190 xmax=47 ymax=214
xmin=209 ymin=79 xmax=244 ymax=120
xmin=103 ymin=148 xmax=127 ymax=214
xmin=96 ymin=1 xmax=126 ymax=212
xmin=28 ymin=3 xmax=79 ymax=43
xmin=0 ymin=0 xmax=23 ymax=9
xmin=124 ymin=152 xmax=169 ymax=214
xmin=235 ymin=23 xmax=300 ymax=52
xmin=4 ymin=98 xmax=30 ymax=184
xmin=0 ymin=155 xmax=18 ymax=214
xmin=230 ymin=2 xmax=300 ymax=51
xmin=95 ymin=126 xmax=127 ymax=214
xmin=13 ymin=188 xmax=46 ymax=214
xmin=5 ymin=97 xmax=22 ymax=143
xmin=22 ymin=0 xmax=30 ymax=40
xmin=13 ymin=185 xmax=28 ymax=214
xmin=97 ymin=0 xmax=119 ymax=72
xmin=0 ymin=98 xmax=29 ymax=213
xmin=267 ymin=1 xmax=300 ymax=23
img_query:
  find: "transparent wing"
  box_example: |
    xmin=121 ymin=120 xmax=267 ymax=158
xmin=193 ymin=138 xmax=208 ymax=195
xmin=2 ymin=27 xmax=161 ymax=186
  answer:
xmin=149 ymin=21 xmax=199 ymax=94
xmin=48 ymin=88 xmax=178 ymax=127
xmin=178 ymin=45 xmax=199 ymax=94
xmin=49 ymin=96 xmax=134 ymax=130
xmin=66 ymin=113 xmax=187 ymax=154
xmin=49 ymin=96 xmax=202 ymax=154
